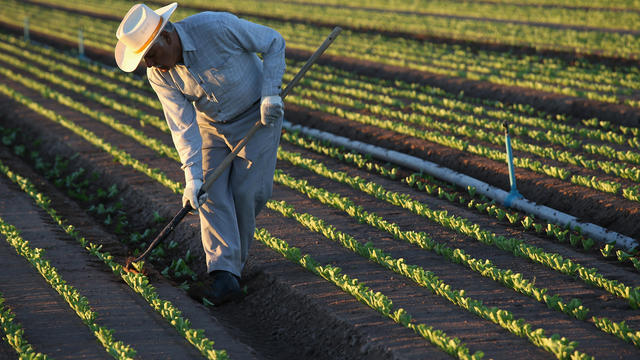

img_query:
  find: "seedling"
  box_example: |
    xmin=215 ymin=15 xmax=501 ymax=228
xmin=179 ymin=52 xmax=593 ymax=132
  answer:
xmin=581 ymin=238 xmax=595 ymax=251
xmin=152 ymin=211 xmax=165 ymax=223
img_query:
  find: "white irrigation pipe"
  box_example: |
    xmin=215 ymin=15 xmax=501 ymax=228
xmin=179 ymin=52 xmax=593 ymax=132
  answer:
xmin=283 ymin=120 xmax=639 ymax=251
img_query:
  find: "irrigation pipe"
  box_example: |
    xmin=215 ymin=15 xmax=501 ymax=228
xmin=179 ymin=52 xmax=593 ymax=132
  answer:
xmin=283 ymin=120 xmax=639 ymax=251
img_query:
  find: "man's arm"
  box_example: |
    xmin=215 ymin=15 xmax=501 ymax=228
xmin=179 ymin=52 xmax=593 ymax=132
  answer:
xmin=148 ymin=68 xmax=203 ymax=184
xmin=220 ymin=14 xmax=286 ymax=98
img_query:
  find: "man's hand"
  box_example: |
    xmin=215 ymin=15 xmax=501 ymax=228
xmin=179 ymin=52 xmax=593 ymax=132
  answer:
xmin=260 ymin=95 xmax=284 ymax=127
xmin=183 ymin=179 xmax=208 ymax=212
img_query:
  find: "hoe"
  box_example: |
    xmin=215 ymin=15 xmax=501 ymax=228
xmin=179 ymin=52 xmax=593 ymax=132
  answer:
xmin=123 ymin=27 xmax=342 ymax=274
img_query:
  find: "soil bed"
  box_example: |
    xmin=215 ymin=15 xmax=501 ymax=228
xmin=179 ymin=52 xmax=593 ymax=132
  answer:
xmin=1 ymin=16 xmax=640 ymax=360
xmin=1 ymin=27 xmax=637 ymax=241
xmin=283 ymin=104 xmax=640 ymax=239
xmin=0 ymin=85 xmax=414 ymax=360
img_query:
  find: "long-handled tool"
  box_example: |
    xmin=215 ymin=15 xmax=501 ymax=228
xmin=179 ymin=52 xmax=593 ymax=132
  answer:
xmin=123 ymin=26 xmax=342 ymax=274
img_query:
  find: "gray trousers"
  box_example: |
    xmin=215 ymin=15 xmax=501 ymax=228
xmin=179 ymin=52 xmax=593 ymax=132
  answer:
xmin=197 ymin=104 xmax=282 ymax=277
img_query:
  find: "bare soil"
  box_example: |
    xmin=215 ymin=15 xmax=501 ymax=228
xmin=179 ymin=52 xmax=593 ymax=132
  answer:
xmin=2 ymin=67 xmax=640 ymax=358
xmin=283 ymin=103 xmax=640 ymax=239
xmin=0 ymin=83 xmax=418 ymax=360
xmin=1 ymin=18 xmax=640 ymax=360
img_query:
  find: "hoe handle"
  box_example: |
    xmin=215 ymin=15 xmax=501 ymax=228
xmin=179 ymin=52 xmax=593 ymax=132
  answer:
xmin=128 ymin=27 xmax=342 ymax=266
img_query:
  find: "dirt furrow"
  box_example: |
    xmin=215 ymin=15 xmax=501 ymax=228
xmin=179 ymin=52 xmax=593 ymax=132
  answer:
xmin=271 ymin=159 xmax=640 ymax=358
xmin=0 ymin=151 xmax=210 ymax=358
xmin=0 ymin=77 xmax=410 ymax=360
xmin=278 ymin=140 xmax=640 ymax=287
xmin=0 ymin=215 xmax=109 ymax=358
xmin=276 ymin=141 xmax=640 ymax=314
xmin=10 ymin=46 xmax=639 ymax=209
xmin=284 ymin=104 xmax=640 ymax=239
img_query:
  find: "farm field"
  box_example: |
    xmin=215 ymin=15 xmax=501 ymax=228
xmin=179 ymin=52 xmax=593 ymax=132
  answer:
xmin=0 ymin=0 xmax=639 ymax=359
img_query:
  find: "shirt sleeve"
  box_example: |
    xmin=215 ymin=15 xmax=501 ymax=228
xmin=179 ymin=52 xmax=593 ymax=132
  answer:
xmin=220 ymin=14 xmax=286 ymax=98
xmin=148 ymin=68 xmax=203 ymax=183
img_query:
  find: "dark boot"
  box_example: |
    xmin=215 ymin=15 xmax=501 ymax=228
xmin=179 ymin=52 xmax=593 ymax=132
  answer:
xmin=205 ymin=270 xmax=242 ymax=305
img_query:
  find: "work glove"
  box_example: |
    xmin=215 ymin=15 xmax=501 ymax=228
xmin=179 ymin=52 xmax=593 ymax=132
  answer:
xmin=182 ymin=179 xmax=208 ymax=213
xmin=260 ymin=95 xmax=284 ymax=127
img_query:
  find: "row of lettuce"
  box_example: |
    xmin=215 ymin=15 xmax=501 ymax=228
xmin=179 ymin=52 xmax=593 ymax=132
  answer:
xmin=0 ymin=295 xmax=50 ymax=359
xmin=4 ymin=30 xmax=640 ymax=271
xmin=0 ymin=147 xmax=229 ymax=358
xmin=2 ymin=0 xmax=640 ymax=109
xmin=243 ymin=0 xmax=640 ymax=12
xmin=282 ymin=131 xmax=640 ymax=271
xmin=3 ymin=59 xmax=640 ymax=358
xmin=0 ymin=102 xmax=485 ymax=360
xmin=29 ymin=0 xmax=640 ymax=58
xmin=0 ymin=85 xmax=593 ymax=360
xmin=2 ymin=31 xmax=639 ymax=310
xmin=3 ymin=23 xmax=640 ymax=358
xmin=2 ymin=32 xmax=638 ymax=208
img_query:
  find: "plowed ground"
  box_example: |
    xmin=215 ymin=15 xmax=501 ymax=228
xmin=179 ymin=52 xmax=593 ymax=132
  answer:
xmin=1 ymin=29 xmax=639 ymax=360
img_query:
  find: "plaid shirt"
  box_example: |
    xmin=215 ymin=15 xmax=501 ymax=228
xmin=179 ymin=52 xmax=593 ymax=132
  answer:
xmin=148 ymin=12 xmax=286 ymax=183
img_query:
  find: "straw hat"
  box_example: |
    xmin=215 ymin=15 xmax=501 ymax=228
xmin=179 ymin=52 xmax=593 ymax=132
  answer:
xmin=115 ymin=2 xmax=178 ymax=72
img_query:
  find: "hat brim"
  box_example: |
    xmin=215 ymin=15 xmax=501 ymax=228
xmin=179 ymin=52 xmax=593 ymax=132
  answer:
xmin=115 ymin=2 xmax=178 ymax=72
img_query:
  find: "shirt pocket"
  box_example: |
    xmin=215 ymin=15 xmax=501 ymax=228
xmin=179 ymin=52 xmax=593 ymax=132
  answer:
xmin=201 ymin=60 xmax=242 ymax=105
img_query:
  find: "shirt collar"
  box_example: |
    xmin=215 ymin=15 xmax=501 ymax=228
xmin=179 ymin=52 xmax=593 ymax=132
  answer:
xmin=174 ymin=22 xmax=196 ymax=53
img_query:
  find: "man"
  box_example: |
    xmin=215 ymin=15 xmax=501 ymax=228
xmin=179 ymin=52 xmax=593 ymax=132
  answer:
xmin=115 ymin=3 xmax=285 ymax=304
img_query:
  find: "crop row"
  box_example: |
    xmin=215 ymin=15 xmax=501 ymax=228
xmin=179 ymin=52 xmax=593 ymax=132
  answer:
xmin=4 ymin=38 xmax=637 ymax=207
xmin=275 ymin=148 xmax=640 ymax=308
xmin=31 ymin=0 xmax=640 ymax=59
xmin=0 ymin=295 xmax=50 ymax=359
xmin=2 ymin=35 xmax=631 ymax=312
xmin=3 ymin=25 xmax=640 ymax=354
xmin=0 ymin=208 xmax=138 ymax=359
xmin=281 ymin=130 xmax=640 ymax=273
xmin=3 ymin=47 xmax=640 ymax=354
xmin=38 ymin=0 xmax=640 ymax=31
xmin=3 ymin=0 xmax=640 ymax=108
xmin=0 ymin=68 xmax=493 ymax=360
xmin=4 ymin=32 xmax=635 ymax=153
xmin=244 ymin=0 xmax=640 ymax=13
xmin=0 ymin=150 xmax=229 ymax=359
xmin=461 ymin=0 xmax=640 ymax=10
